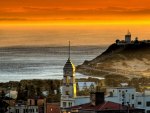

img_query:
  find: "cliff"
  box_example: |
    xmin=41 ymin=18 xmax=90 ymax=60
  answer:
xmin=77 ymin=42 xmax=150 ymax=78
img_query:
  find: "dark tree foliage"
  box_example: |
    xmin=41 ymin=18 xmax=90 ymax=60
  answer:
xmin=0 ymin=99 xmax=9 ymax=113
xmin=0 ymin=90 xmax=5 ymax=99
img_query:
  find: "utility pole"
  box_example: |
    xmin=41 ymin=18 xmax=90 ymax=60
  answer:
xmin=8 ymin=86 xmax=11 ymax=113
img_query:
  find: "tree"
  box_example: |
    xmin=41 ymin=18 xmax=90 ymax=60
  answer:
xmin=17 ymin=83 xmax=22 ymax=100
xmin=1 ymin=90 xmax=5 ymax=99
xmin=0 ymin=99 xmax=9 ymax=113
xmin=28 ymin=85 xmax=36 ymax=98
xmin=36 ymin=87 xmax=42 ymax=97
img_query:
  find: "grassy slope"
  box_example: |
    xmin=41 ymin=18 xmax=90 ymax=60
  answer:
xmin=77 ymin=42 xmax=150 ymax=78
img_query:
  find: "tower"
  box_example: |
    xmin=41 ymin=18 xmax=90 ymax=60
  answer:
xmin=125 ymin=30 xmax=131 ymax=43
xmin=61 ymin=41 xmax=76 ymax=108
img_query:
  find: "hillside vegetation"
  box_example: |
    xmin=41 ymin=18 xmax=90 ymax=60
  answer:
xmin=77 ymin=42 xmax=150 ymax=78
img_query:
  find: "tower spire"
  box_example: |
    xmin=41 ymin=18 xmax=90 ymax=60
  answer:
xmin=69 ymin=41 xmax=70 ymax=59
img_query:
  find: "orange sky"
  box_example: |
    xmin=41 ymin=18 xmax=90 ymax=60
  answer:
xmin=1 ymin=0 xmax=150 ymax=25
xmin=0 ymin=0 xmax=150 ymax=47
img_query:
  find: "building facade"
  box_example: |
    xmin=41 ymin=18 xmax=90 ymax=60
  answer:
xmin=6 ymin=105 xmax=39 ymax=113
xmin=105 ymin=87 xmax=150 ymax=113
xmin=60 ymin=58 xmax=77 ymax=108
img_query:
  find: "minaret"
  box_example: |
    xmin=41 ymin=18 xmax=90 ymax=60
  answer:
xmin=62 ymin=41 xmax=76 ymax=98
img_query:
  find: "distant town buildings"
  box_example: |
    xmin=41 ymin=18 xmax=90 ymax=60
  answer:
xmin=105 ymin=87 xmax=150 ymax=113
xmin=66 ymin=91 xmax=145 ymax=113
xmin=0 ymin=39 xmax=149 ymax=113
xmin=60 ymin=42 xmax=150 ymax=113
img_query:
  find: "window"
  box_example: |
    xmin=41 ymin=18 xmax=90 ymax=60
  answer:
xmin=109 ymin=92 xmax=113 ymax=97
xmin=36 ymin=108 xmax=38 ymax=112
xmin=30 ymin=100 xmax=32 ymax=105
xmin=69 ymin=102 xmax=72 ymax=107
xmin=63 ymin=102 xmax=66 ymax=107
xmin=138 ymin=102 xmax=142 ymax=105
xmin=147 ymin=110 xmax=150 ymax=113
xmin=132 ymin=94 xmax=134 ymax=99
xmin=146 ymin=102 xmax=150 ymax=107
xmin=16 ymin=109 xmax=19 ymax=113
xmin=66 ymin=91 xmax=69 ymax=95
xmin=23 ymin=109 xmax=26 ymax=113
xmin=122 ymin=91 xmax=125 ymax=98
xmin=132 ymin=104 xmax=134 ymax=107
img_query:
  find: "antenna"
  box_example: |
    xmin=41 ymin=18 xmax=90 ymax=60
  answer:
xmin=69 ymin=41 xmax=70 ymax=59
xmin=127 ymin=29 xmax=131 ymax=35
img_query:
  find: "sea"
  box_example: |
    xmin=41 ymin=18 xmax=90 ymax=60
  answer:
xmin=0 ymin=25 xmax=149 ymax=82
xmin=0 ymin=46 xmax=107 ymax=82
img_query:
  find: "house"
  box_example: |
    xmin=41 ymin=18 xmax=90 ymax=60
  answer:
xmin=65 ymin=92 xmax=145 ymax=113
xmin=105 ymin=87 xmax=150 ymax=113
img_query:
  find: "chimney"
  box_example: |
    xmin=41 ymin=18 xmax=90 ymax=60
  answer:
xmin=90 ymin=92 xmax=104 ymax=106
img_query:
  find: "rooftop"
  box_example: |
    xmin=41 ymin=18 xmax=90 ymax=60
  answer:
xmin=70 ymin=101 xmax=134 ymax=111
xmin=63 ymin=58 xmax=75 ymax=72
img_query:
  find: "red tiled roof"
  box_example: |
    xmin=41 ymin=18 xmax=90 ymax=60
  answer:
xmin=70 ymin=101 xmax=133 ymax=111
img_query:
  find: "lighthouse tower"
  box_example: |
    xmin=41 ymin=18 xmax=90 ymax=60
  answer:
xmin=125 ymin=30 xmax=131 ymax=43
xmin=61 ymin=41 xmax=77 ymax=108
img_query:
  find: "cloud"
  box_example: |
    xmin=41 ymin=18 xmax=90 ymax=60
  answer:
xmin=105 ymin=7 xmax=150 ymax=15
xmin=0 ymin=6 xmax=150 ymax=22
xmin=0 ymin=18 xmax=27 ymax=21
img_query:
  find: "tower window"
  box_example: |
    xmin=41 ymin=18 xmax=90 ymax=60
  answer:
xmin=66 ymin=91 xmax=69 ymax=95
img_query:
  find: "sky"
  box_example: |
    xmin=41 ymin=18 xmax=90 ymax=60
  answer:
xmin=0 ymin=0 xmax=150 ymax=46
xmin=1 ymin=0 xmax=150 ymax=25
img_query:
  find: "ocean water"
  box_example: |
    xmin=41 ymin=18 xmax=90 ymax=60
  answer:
xmin=0 ymin=46 xmax=106 ymax=82
xmin=0 ymin=25 xmax=149 ymax=82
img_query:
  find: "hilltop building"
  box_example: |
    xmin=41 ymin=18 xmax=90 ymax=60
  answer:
xmin=60 ymin=42 xmax=90 ymax=111
xmin=125 ymin=30 xmax=131 ymax=43
xmin=116 ymin=31 xmax=150 ymax=45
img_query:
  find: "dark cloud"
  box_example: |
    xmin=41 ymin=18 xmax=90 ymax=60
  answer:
xmin=0 ymin=6 xmax=150 ymax=22
xmin=0 ymin=18 xmax=27 ymax=21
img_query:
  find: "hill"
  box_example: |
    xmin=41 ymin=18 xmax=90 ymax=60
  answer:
xmin=77 ymin=42 xmax=150 ymax=78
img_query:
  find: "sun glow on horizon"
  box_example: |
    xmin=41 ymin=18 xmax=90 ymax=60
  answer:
xmin=1 ymin=19 xmax=150 ymax=27
xmin=0 ymin=0 xmax=150 ymax=46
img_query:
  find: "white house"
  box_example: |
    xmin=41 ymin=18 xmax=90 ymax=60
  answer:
xmin=7 ymin=105 xmax=39 ymax=113
xmin=105 ymin=87 xmax=150 ymax=113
